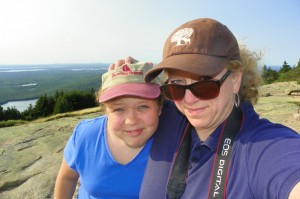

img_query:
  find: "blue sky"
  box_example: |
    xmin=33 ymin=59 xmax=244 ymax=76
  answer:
xmin=0 ymin=0 xmax=299 ymax=66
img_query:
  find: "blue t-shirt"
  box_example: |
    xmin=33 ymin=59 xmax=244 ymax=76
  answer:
xmin=64 ymin=115 xmax=153 ymax=199
xmin=140 ymin=102 xmax=300 ymax=199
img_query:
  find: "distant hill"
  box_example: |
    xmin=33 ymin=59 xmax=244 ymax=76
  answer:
xmin=269 ymin=65 xmax=281 ymax=71
xmin=0 ymin=63 xmax=109 ymax=104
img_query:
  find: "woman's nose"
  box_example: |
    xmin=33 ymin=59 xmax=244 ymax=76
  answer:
xmin=183 ymin=89 xmax=200 ymax=105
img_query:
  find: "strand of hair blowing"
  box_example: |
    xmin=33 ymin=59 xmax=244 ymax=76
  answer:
xmin=227 ymin=45 xmax=262 ymax=104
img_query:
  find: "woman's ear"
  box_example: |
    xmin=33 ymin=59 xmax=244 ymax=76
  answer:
xmin=158 ymin=104 xmax=163 ymax=116
xmin=232 ymin=71 xmax=243 ymax=94
xmin=159 ymin=109 xmax=162 ymax=116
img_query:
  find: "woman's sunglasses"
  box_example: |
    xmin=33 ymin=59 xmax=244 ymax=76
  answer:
xmin=160 ymin=71 xmax=231 ymax=101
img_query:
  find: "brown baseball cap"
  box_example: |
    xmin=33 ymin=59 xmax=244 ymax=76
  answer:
xmin=145 ymin=18 xmax=241 ymax=82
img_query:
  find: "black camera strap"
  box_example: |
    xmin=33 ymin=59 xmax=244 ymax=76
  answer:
xmin=167 ymin=123 xmax=191 ymax=199
xmin=207 ymin=106 xmax=243 ymax=198
xmin=167 ymin=106 xmax=243 ymax=199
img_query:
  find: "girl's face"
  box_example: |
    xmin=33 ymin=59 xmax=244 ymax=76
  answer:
xmin=105 ymin=97 xmax=161 ymax=149
xmin=166 ymin=68 xmax=242 ymax=138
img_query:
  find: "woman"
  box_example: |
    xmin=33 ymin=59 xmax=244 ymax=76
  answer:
xmin=117 ymin=18 xmax=300 ymax=199
xmin=54 ymin=62 xmax=166 ymax=199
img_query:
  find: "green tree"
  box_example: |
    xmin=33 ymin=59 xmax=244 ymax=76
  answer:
xmin=55 ymin=90 xmax=64 ymax=100
xmin=261 ymin=65 xmax=279 ymax=84
xmin=279 ymin=61 xmax=292 ymax=73
xmin=34 ymin=95 xmax=55 ymax=118
xmin=53 ymin=96 xmax=72 ymax=114
xmin=53 ymin=90 xmax=97 ymax=114
xmin=277 ymin=60 xmax=300 ymax=83
xmin=3 ymin=107 xmax=23 ymax=120
xmin=1 ymin=89 xmax=98 ymax=121
xmin=64 ymin=90 xmax=97 ymax=111
xmin=22 ymin=104 xmax=36 ymax=120
xmin=0 ymin=106 xmax=4 ymax=121
xmin=296 ymin=59 xmax=300 ymax=69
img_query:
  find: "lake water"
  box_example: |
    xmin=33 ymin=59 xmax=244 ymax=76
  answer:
xmin=1 ymin=99 xmax=37 ymax=112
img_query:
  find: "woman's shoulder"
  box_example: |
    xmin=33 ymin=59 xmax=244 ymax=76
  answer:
xmin=161 ymin=100 xmax=185 ymax=118
xmin=159 ymin=100 xmax=188 ymax=132
xmin=240 ymin=102 xmax=299 ymax=140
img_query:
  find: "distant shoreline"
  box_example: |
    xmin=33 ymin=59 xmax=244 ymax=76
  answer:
xmin=0 ymin=97 xmax=38 ymax=106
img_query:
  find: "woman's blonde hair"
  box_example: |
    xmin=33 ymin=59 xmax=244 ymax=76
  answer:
xmin=227 ymin=45 xmax=262 ymax=104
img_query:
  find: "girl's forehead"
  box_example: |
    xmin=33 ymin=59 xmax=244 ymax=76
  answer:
xmin=106 ymin=97 xmax=156 ymax=106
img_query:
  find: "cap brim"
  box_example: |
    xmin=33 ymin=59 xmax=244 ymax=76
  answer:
xmin=145 ymin=54 xmax=229 ymax=82
xmin=99 ymin=83 xmax=160 ymax=103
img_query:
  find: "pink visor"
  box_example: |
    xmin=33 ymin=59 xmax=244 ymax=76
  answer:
xmin=99 ymin=83 xmax=160 ymax=103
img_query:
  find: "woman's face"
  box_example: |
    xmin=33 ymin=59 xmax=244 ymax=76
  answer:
xmin=105 ymin=97 xmax=161 ymax=149
xmin=166 ymin=68 xmax=242 ymax=136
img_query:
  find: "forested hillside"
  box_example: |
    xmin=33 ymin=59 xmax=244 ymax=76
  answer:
xmin=262 ymin=60 xmax=300 ymax=84
xmin=0 ymin=64 xmax=108 ymax=104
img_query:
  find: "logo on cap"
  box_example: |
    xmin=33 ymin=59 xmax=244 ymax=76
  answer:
xmin=112 ymin=64 xmax=143 ymax=78
xmin=122 ymin=64 xmax=131 ymax=71
xmin=171 ymin=28 xmax=193 ymax=46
